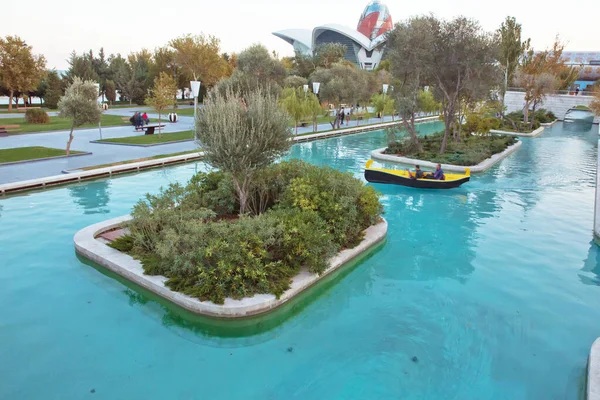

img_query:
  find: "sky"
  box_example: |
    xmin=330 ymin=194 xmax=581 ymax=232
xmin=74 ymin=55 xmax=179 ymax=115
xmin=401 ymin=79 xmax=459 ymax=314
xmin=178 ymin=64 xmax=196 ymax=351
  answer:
xmin=2 ymin=0 xmax=599 ymax=70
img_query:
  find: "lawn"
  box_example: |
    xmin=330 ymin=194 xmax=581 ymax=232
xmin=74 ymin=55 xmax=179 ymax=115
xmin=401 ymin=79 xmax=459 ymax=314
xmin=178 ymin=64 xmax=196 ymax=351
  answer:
xmin=97 ymin=130 xmax=194 ymax=145
xmin=80 ymin=150 xmax=201 ymax=171
xmin=0 ymin=114 xmax=129 ymax=134
xmin=0 ymin=146 xmax=85 ymax=164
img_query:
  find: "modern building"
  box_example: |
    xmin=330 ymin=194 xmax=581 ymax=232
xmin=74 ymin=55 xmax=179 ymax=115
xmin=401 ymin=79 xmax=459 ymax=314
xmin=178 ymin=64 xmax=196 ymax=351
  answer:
xmin=561 ymin=52 xmax=600 ymax=90
xmin=273 ymin=0 xmax=392 ymax=70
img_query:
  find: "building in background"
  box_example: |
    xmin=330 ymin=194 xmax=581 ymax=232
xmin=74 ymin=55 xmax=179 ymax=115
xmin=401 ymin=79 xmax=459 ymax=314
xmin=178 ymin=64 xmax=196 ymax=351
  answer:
xmin=561 ymin=52 xmax=600 ymax=90
xmin=273 ymin=0 xmax=392 ymax=70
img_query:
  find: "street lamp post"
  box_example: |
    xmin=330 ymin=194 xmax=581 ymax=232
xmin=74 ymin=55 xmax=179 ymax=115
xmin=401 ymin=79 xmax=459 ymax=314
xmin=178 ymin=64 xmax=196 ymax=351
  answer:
xmin=190 ymin=80 xmax=201 ymax=139
xmin=312 ymin=82 xmax=321 ymax=132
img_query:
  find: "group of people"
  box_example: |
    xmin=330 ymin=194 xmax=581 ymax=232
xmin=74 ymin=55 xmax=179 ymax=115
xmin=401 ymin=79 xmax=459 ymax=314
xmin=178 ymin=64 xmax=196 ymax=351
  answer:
xmin=407 ymin=164 xmax=445 ymax=180
xmin=129 ymin=112 xmax=150 ymax=130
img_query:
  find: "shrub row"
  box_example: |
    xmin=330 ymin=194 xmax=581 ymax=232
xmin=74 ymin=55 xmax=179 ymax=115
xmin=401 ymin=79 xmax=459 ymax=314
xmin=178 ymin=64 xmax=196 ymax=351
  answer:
xmin=24 ymin=109 xmax=50 ymax=124
xmin=112 ymin=160 xmax=383 ymax=304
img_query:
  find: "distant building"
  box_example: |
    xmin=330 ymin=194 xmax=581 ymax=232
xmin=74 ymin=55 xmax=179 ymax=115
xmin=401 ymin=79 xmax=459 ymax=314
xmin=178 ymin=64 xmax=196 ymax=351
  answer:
xmin=561 ymin=52 xmax=600 ymax=90
xmin=273 ymin=0 xmax=392 ymax=70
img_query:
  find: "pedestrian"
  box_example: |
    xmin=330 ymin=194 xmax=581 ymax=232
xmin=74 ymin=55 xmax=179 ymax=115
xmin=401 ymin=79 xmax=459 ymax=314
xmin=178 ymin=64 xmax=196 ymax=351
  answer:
xmin=346 ymin=111 xmax=350 ymax=126
xmin=340 ymin=109 xmax=345 ymax=125
xmin=575 ymin=87 xmax=580 ymax=96
xmin=142 ymin=112 xmax=149 ymax=125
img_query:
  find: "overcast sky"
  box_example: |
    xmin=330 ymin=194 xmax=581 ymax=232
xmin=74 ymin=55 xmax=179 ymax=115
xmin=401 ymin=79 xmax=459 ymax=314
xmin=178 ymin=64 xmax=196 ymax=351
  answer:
xmin=3 ymin=0 xmax=598 ymax=70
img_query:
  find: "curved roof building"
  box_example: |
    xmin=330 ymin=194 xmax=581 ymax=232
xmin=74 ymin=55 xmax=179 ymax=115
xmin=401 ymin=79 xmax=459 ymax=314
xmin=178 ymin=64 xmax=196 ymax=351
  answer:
xmin=273 ymin=0 xmax=392 ymax=70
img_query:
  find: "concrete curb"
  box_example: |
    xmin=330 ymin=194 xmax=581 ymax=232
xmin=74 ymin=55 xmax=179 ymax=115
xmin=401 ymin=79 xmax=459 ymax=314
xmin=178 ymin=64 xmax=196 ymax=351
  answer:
xmin=370 ymin=140 xmax=523 ymax=173
xmin=89 ymin=139 xmax=194 ymax=147
xmin=588 ymin=338 xmax=600 ymax=400
xmin=74 ymin=216 xmax=388 ymax=318
xmin=294 ymin=116 xmax=440 ymax=143
xmin=490 ymin=126 xmax=545 ymax=138
xmin=0 ymin=151 xmax=92 ymax=167
xmin=540 ymin=120 xmax=558 ymax=127
xmin=0 ymin=152 xmax=203 ymax=195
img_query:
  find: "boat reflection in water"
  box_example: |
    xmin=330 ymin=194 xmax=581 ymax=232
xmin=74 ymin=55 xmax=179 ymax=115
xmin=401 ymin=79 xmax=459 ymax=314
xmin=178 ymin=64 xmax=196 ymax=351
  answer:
xmin=564 ymin=108 xmax=595 ymax=132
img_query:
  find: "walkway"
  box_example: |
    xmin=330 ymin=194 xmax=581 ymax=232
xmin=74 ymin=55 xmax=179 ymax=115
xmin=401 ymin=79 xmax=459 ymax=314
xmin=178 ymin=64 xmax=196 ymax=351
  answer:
xmin=0 ymin=107 xmax=401 ymax=184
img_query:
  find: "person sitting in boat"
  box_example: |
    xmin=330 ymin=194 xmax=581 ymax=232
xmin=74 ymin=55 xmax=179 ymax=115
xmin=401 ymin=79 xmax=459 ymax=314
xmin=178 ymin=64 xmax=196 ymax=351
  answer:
xmin=406 ymin=165 xmax=424 ymax=179
xmin=424 ymin=163 xmax=445 ymax=180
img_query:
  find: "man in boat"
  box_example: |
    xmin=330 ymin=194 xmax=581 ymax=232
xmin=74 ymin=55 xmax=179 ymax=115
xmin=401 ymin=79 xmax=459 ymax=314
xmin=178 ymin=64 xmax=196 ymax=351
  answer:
xmin=407 ymin=165 xmax=424 ymax=179
xmin=424 ymin=164 xmax=445 ymax=180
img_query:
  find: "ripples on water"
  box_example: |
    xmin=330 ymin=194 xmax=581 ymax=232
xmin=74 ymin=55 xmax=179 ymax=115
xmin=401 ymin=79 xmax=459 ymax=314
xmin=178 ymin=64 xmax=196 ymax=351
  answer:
xmin=0 ymin=121 xmax=599 ymax=399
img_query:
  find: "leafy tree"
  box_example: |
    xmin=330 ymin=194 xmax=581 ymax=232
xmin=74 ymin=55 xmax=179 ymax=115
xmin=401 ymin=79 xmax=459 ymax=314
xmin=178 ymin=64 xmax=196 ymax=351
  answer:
xmin=515 ymin=39 xmax=577 ymax=126
xmin=169 ymin=34 xmax=229 ymax=86
xmin=64 ymin=51 xmax=99 ymax=84
xmin=115 ymin=63 xmax=143 ymax=105
xmin=498 ymin=17 xmax=530 ymax=96
xmin=370 ymin=92 xmax=395 ymax=120
xmin=0 ymin=35 xmax=46 ymax=111
xmin=309 ymin=63 xmax=369 ymax=128
xmin=104 ymin=79 xmax=117 ymax=104
xmin=283 ymin=75 xmax=308 ymax=88
xmin=152 ymin=46 xmax=188 ymax=101
xmin=127 ymin=50 xmax=154 ymax=104
xmin=235 ymin=44 xmax=287 ymax=86
xmin=314 ymin=43 xmax=347 ymax=69
xmin=196 ymin=88 xmax=292 ymax=214
xmin=304 ymin=93 xmax=324 ymax=132
xmin=280 ymin=87 xmax=308 ymax=134
xmin=43 ymin=70 xmax=64 ymax=109
xmin=390 ymin=16 xmax=499 ymax=153
xmin=146 ymin=72 xmax=177 ymax=134
xmin=292 ymin=50 xmax=316 ymax=78
xmin=58 ymin=78 xmax=102 ymax=155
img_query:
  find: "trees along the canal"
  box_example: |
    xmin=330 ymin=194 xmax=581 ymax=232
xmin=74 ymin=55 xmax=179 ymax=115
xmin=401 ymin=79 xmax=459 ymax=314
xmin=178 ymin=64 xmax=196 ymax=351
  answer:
xmin=146 ymin=72 xmax=178 ymax=135
xmin=0 ymin=35 xmax=46 ymax=111
xmin=58 ymin=78 xmax=102 ymax=155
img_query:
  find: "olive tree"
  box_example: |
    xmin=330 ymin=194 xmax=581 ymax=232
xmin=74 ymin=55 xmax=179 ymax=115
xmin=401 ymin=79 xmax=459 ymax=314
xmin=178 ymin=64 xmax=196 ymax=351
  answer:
xmin=58 ymin=77 xmax=102 ymax=155
xmin=280 ymin=87 xmax=308 ymax=134
xmin=196 ymin=88 xmax=292 ymax=214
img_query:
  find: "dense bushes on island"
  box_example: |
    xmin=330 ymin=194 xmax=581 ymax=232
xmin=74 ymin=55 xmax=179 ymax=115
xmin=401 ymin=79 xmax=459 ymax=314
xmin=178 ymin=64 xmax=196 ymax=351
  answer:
xmin=385 ymin=132 xmax=517 ymax=166
xmin=110 ymin=160 xmax=383 ymax=304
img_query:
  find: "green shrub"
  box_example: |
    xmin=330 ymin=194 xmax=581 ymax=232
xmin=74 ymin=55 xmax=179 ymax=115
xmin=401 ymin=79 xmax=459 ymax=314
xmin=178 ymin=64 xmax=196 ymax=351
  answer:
xmin=25 ymin=109 xmax=50 ymax=124
xmin=108 ymin=234 xmax=134 ymax=252
xmin=118 ymin=160 xmax=383 ymax=304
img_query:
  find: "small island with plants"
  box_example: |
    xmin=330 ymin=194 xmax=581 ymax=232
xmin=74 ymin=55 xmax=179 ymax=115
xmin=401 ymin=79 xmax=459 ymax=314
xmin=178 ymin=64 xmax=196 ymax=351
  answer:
xmin=74 ymin=88 xmax=386 ymax=317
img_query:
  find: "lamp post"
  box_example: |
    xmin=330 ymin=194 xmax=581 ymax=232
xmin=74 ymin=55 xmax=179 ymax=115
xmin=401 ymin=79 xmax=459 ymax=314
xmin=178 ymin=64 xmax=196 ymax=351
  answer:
xmin=312 ymin=82 xmax=321 ymax=132
xmin=190 ymin=80 xmax=201 ymax=138
xmin=93 ymin=83 xmax=102 ymax=139
xmin=382 ymin=84 xmax=389 ymax=121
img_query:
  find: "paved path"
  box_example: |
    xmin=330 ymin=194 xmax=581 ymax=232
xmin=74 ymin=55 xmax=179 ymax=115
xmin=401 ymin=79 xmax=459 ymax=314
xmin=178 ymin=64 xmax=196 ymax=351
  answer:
xmin=0 ymin=112 xmax=401 ymax=184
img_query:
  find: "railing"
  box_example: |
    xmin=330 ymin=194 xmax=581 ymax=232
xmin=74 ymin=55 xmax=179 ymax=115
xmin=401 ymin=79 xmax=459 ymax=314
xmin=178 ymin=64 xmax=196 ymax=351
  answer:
xmin=507 ymin=87 xmax=595 ymax=96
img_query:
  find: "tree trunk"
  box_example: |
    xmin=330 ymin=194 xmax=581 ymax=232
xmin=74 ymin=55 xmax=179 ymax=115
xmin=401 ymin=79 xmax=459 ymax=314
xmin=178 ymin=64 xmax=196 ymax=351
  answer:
xmin=66 ymin=123 xmax=75 ymax=156
xmin=523 ymin=100 xmax=531 ymax=123
xmin=295 ymin=121 xmax=298 ymax=135
xmin=440 ymin=112 xmax=452 ymax=154
xmin=402 ymin=113 xmax=423 ymax=153
xmin=8 ymin=90 xmax=13 ymax=112
xmin=158 ymin=113 xmax=162 ymax=135
xmin=129 ymin=98 xmax=132 ymax=106
xmin=529 ymin=103 xmax=536 ymax=130
xmin=233 ymin=175 xmax=250 ymax=215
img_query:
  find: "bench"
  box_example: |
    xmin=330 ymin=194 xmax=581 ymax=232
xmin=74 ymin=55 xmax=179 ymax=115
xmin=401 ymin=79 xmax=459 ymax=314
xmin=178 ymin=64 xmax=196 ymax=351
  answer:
xmin=0 ymin=124 xmax=21 ymax=137
xmin=138 ymin=124 xmax=166 ymax=135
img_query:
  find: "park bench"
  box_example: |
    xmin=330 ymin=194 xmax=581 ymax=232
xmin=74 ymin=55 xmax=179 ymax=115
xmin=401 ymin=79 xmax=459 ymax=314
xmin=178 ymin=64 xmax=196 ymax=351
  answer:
xmin=0 ymin=124 xmax=21 ymax=137
xmin=138 ymin=124 xmax=166 ymax=135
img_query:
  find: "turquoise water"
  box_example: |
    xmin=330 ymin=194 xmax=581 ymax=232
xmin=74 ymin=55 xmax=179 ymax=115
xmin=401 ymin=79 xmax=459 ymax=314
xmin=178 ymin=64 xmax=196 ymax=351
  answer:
xmin=1 ymin=120 xmax=600 ymax=399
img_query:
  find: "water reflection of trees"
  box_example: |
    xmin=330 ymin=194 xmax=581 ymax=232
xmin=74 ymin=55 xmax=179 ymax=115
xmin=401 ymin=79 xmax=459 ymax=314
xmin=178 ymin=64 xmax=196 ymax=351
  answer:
xmin=68 ymin=181 xmax=111 ymax=214
xmin=579 ymin=241 xmax=600 ymax=286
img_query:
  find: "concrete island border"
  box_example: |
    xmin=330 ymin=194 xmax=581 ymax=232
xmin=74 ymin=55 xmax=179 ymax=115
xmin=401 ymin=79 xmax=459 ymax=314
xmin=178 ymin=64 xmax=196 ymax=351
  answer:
xmin=370 ymin=140 xmax=523 ymax=173
xmin=74 ymin=216 xmax=388 ymax=318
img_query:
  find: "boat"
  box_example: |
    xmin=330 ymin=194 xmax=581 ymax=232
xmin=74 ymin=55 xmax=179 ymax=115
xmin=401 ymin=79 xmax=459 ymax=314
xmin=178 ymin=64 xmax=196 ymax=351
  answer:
xmin=364 ymin=160 xmax=470 ymax=189
xmin=564 ymin=107 xmax=595 ymax=124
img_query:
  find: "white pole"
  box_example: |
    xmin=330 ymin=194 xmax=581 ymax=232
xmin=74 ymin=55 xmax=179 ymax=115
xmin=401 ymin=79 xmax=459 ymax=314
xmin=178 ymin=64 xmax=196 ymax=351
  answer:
xmin=190 ymin=81 xmax=201 ymax=140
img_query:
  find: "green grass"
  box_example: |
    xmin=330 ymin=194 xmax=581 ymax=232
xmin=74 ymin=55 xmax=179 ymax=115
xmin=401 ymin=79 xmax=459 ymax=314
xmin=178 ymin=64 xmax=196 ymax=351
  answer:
xmin=574 ymin=105 xmax=591 ymax=110
xmin=98 ymin=130 xmax=194 ymax=145
xmin=0 ymin=146 xmax=85 ymax=164
xmin=80 ymin=150 xmax=200 ymax=171
xmin=162 ymin=107 xmax=195 ymax=116
xmin=1 ymin=114 xmax=129 ymax=134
